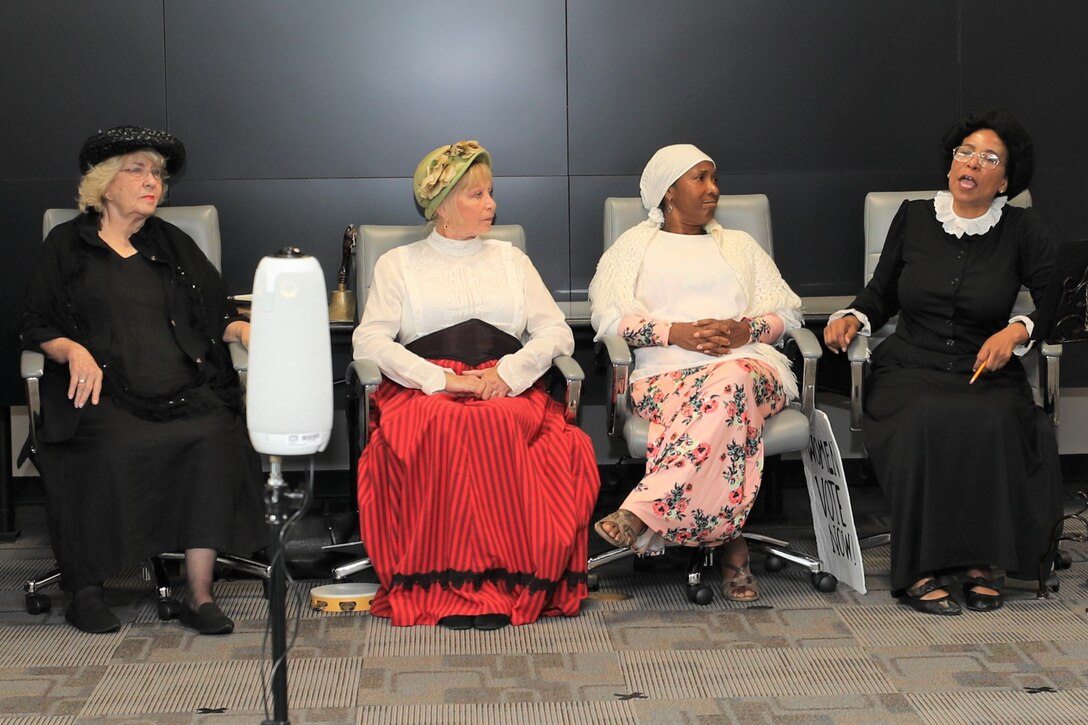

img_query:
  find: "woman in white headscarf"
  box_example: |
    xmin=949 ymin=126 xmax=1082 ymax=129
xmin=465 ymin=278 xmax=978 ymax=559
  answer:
xmin=588 ymin=144 xmax=803 ymax=601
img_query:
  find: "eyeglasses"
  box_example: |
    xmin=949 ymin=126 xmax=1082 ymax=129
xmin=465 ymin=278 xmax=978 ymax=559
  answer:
xmin=951 ymin=146 xmax=1002 ymax=169
xmin=120 ymin=165 xmax=168 ymax=181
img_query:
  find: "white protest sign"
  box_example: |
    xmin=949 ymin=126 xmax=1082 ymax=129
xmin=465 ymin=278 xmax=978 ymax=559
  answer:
xmin=801 ymin=409 xmax=867 ymax=594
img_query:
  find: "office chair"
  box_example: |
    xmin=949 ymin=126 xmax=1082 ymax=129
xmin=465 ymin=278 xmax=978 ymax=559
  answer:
xmin=845 ymin=190 xmax=1069 ymax=595
xmin=588 ymin=196 xmax=834 ymax=605
xmin=331 ymin=223 xmax=585 ymax=581
xmin=22 ymin=205 xmax=270 ymax=618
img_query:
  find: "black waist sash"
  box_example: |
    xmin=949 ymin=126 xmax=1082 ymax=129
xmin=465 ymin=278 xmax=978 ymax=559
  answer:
xmin=405 ymin=318 xmax=522 ymax=366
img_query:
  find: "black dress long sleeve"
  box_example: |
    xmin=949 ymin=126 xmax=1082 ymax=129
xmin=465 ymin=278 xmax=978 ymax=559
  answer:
xmin=850 ymin=199 xmax=1062 ymax=592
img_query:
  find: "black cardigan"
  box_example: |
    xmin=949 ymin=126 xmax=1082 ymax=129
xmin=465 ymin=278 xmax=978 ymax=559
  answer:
xmin=20 ymin=212 xmax=246 ymax=442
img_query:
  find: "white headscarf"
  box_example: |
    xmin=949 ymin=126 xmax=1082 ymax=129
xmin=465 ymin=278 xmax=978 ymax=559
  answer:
xmin=639 ymin=144 xmax=715 ymax=225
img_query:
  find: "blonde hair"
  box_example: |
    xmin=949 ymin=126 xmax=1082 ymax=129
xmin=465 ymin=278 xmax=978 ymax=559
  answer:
xmin=433 ymin=161 xmax=492 ymax=229
xmin=77 ymin=149 xmax=168 ymax=213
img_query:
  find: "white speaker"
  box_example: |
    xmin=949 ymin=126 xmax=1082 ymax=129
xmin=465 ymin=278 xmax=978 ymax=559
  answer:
xmin=246 ymin=249 xmax=334 ymax=456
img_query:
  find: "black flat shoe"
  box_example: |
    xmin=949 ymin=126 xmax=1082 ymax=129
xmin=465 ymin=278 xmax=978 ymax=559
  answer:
xmin=898 ymin=579 xmax=962 ymax=616
xmin=179 ymin=602 xmax=234 ymax=635
xmin=437 ymin=615 xmax=474 ymax=631
xmin=65 ymin=585 xmax=121 ymax=634
xmin=963 ymin=576 xmax=1004 ymax=612
xmin=473 ymin=613 xmax=511 ymax=631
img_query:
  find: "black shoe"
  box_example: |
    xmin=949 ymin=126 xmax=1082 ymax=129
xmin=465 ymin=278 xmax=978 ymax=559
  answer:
xmin=437 ymin=615 xmax=474 ymax=631
xmin=898 ymin=579 xmax=962 ymax=616
xmin=65 ymin=585 xmax=121 ymax=634
xmin=962 ymin=576 xmax=1004 ymax=612
xmin=473 ymin=613 xmax=511 ymax=631
xmin=179 ymin=602 xmax=234 ymax=635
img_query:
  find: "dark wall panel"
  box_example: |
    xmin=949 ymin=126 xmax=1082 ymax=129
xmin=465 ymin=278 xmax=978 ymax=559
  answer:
xmin=960 ymin=1 xmax=1088 ymax=245
xmin=172 ymin=176 xmax=571 ymax=307
xmin=567 ymin=1 xmax=958 ymax=176
xmin=0 ymin=1 xmax=167 ymax=180
xmin=165 ymin=0 xmax=568 ymax=179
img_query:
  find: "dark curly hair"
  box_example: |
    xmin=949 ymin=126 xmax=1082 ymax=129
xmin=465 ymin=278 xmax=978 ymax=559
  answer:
xmin=940 ymin=107 xmax=1034 ymax=199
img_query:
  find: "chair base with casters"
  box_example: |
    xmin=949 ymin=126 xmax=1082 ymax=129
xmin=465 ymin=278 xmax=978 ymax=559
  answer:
xmin=589 ymin=326 xmax=838 ymax=605
xmin=23 ymin=552 xmax=271 ymax=619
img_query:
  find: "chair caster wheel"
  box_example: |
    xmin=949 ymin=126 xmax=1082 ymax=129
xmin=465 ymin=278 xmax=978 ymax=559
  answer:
xmin=25 ymin=593 xmax=51 ymax=615
xmin=764 ymin=555 xmax=786 ymax=573
xmin=686 ymin=584 xmax=713 ymax=605
xmin=157 ymin=597 xmax=182 ymax=621
xmin=1055 ymin=550 xmax=1073 ymax=570
xmin=587 ymin=573 xmax=599 ymax=591
xmin=812 ymin=572 xmax=837 ymax=593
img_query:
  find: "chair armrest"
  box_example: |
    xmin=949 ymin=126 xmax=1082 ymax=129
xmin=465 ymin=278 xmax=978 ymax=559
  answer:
xmin=552 ymin=354 xmax=583 ymax=422
xmin=598 ymin=334 xmax=632 ymax=436
xmin=599 ymin=334 xmax=633 ymax=367
xmin=846 ymin=335 xmax=869 ymax=431
xmin=783 ymin=326 xmax=822 ymax=360
xmin=20 ymin=350 xmax=45 ymax=459
xmin=346 ymin=358 xmax=382 ymax=389
xmin=552 ymin=354 xmax=584 ymax=382
xmin=1040 ymin=342 xmax=1062 ymax=426
xmin=227 ymin=341 xmax=248 ymax=394
xmin=228 ymin=341 xmax=248 ymax=372
xmin=783 ymin=327 xmax=821 ymax=419
xmin=21 ymin=350 xmax=45 ymax=379
xmin=345 ymin=359 xmax=382 ymax=456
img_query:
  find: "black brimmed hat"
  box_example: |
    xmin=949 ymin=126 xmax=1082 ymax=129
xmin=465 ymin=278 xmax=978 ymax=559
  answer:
xmin=78 ymin=125 xmax=186 ymax=174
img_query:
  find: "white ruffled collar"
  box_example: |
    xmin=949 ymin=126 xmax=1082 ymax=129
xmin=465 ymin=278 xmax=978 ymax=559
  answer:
xmin=426 ymin=229 xmax=483 ymax=256
xmin=933 ymin=191 xmax=1006 ymax=238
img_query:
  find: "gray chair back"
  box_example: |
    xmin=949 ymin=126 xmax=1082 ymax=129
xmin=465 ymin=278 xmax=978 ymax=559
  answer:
xmin=604 ymin=195 xmax=774 ymax=256
xmin=43 ymin=205 xmax=223 ymax=271
xmin=354 ymin=223 xmax=526 ymax=321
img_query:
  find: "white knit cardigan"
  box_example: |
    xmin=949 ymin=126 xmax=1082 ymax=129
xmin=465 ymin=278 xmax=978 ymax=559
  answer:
xmin=588 ymin=219 xmax=804 ymax=400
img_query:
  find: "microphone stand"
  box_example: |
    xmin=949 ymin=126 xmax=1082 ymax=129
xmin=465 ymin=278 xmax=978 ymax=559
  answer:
xmin=262 ymin=454 xmax=299 ymax=725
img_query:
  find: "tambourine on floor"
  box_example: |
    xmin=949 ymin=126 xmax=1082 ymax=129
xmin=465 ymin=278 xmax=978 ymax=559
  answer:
xmin=309 ymin=582 xmax=379 ymax=613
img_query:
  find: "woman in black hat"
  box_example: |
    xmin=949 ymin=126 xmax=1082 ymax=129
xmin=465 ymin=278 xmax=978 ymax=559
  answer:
xmin=20 ymin=126 xmax=264 ymax=635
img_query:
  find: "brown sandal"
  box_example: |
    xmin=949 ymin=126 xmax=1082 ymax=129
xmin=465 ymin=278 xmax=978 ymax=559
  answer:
xmin=593 ymin=509 xmax=647 ymax=548
xmin=721 ymin=560 xmax=760 ymax=602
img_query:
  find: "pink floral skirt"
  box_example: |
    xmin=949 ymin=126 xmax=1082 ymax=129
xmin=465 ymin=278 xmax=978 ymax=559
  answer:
xmin=625 ymin=358 xmax=787 ymax=547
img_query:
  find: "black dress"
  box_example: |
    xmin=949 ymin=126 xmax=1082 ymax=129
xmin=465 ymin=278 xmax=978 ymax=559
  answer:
xmin=849 ymin=199 xmax=1063 ymax=593
xmin=21 ymin=213 xmax=265 ymax=593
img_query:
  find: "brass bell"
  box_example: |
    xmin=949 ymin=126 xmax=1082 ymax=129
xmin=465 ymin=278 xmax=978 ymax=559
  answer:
xmin=329 ymin=224 xmax=357 ymax=322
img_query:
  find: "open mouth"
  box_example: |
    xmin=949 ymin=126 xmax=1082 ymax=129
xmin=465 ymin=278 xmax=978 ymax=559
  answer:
xmin=957 ymin=175 xmax=978 ymax=190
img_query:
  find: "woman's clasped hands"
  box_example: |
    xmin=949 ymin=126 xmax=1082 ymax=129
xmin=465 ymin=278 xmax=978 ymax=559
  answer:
xmin=669 ymin=318 xmax=750 ymax=356
xmin=444 ymin=367 xmax=512 ymax=400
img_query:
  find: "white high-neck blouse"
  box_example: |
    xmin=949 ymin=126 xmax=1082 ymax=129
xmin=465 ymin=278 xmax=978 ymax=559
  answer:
xmin=352 ymin=230 xmax=573 ymax=395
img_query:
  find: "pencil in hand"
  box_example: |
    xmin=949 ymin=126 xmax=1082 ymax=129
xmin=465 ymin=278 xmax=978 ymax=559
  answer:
xmin=969 ymin=361 xmax=987 ymax=385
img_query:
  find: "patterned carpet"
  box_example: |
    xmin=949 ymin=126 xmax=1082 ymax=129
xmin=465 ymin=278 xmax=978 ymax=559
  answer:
xmin=1 ymin=475 xmax=1086 ymax=725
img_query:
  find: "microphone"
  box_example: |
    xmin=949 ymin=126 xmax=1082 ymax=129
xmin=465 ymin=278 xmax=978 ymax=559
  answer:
xmin=246 ymin=248 xmax=333 ymax=456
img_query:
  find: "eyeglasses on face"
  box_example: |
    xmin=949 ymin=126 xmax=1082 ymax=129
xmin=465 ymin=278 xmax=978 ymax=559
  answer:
xmin=951 ymin=146 xmax=1002 ymax=169
xmin=120 ymin=165 xmax=168 ymax=181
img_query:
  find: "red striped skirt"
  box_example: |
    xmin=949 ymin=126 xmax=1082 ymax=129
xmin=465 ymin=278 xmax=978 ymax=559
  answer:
xmin=356 ymin=359 xmax=600 ymax=626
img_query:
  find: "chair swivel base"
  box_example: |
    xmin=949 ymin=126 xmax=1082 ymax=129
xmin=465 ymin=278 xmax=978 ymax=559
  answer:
xmin=23 ymin=551 xmax=271 ymax=618
xmin=587 ymin=531 xmax=838 ymax=604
